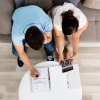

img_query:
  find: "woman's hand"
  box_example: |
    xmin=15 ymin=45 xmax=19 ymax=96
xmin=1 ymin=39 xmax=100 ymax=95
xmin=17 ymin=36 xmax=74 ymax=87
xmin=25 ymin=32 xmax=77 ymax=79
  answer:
xmin=58 ymin=55 xmax=64 ymax=65
xmin=70 ymin=53 xmax=77 ymax=63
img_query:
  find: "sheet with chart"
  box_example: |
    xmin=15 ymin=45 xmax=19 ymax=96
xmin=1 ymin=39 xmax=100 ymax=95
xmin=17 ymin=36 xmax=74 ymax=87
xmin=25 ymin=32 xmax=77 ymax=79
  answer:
xmin=30 ymin=67 xmax=68 ymax=93
xmin=30 ymin=68 xmax=50 ymax=93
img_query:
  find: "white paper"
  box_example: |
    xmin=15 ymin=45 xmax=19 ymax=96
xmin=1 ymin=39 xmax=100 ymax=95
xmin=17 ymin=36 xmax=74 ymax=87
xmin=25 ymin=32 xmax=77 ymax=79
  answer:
xmin=67 ymin=65 xmax=81 ymax=89
xmin=30 ymin=67 xmax=68 ymax=93
xmin=49 ymin=66 xmax=62 ymax=77
xmin=49 ymin=67 xmax=68 ymax=91
xmin=31 ymin=68 xmax=50 ymax=93
xmin=32 ymin=82 xmax=50 ymax=93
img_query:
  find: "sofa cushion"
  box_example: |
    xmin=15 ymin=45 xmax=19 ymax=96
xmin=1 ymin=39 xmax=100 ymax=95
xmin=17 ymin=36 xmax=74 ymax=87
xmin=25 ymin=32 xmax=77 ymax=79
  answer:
xmin=80 ymin=21 xmax=100 ymax=43
xmin=96 ymin=22 xmax=100 ymax=41
xmin=83 ymin=0 xmax=100 ymax=10
xmin=80 ymin=22 xmax=96 ymax=43
xmin=14 ymin=0 xmax=25 ymax=8
xmin=78 ymin=3 xmax=100 ymax=43
xmin=0 ymin=34 xmax=11 ymax=43
xmin=25 ymin=0 xmax=53 ymax=12
xmin=78 ymin=3 xmax=100 ymax=22
xmin=0 ymin=0 xmax=14 ymax=34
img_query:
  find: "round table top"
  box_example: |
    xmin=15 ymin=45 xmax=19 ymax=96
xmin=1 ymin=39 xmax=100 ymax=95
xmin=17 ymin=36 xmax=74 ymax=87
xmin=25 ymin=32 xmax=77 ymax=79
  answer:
xmin=19 ymin=61 xmax=82 ymax=100
xmin=19 ymin=61 xmax=60 ymax=100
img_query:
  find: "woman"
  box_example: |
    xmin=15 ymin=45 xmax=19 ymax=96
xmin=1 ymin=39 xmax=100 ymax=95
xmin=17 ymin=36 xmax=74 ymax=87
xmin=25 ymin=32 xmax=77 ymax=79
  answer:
xmin=50 ymin=2 xmax=88 ymax=63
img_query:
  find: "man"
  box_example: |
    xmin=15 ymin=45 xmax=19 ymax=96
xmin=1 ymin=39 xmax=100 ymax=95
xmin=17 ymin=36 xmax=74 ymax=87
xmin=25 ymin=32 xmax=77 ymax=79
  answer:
xmin=51 ymin=2 xmax=88 ymax=63
xmin=12 ymin=5 xmax=54 ymax=79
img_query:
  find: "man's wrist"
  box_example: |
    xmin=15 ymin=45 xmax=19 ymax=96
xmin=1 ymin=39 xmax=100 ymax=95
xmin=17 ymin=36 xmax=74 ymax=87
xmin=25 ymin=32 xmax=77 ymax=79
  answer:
xmin=30 ymin=67 xmax=35 ymax=71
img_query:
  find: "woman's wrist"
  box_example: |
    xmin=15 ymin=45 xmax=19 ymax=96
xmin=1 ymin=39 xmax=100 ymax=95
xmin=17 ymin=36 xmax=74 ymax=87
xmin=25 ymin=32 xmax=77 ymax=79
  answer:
xmin=59 ymin=53 xmax=63 ymax=58
xmin=73 ymin=52 xmax=78 ymax=56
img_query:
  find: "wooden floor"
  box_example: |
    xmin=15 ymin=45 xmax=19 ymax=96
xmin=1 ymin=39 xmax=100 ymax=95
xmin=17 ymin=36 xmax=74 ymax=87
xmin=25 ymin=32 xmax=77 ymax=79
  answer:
xmin=0 ymin=44 xmax=100 ymax=100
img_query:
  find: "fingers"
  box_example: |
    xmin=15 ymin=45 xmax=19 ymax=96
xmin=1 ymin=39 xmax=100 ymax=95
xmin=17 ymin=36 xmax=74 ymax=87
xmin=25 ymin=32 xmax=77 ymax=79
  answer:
xmin=31 ymin=74 xmax=39 ymax=79
xmin=70 ymin=59 xmax=74 ymax=63
xmin=33 ymin=75 xmax=39 ymax=80
xmin=30 ymin=71 xmax=40 ymax=80
xmin=70 ymin=56 xmax=75 ymax=63
xmin=58 ymin=59 xmax=64 ymax=65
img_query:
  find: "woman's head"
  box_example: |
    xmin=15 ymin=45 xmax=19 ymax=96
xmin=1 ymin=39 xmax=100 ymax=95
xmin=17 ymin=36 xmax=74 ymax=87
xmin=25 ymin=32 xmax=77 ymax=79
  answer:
xmin=61 ymin=10 xmax=79 ymax=36
xmin=25 ymin=26 xmax=44 ymax=50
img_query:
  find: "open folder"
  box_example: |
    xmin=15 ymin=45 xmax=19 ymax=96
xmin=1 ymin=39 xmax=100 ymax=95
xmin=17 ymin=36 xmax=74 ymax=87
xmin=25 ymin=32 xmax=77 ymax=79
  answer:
xmin=30 ymin=67 xmax=68 ymax=93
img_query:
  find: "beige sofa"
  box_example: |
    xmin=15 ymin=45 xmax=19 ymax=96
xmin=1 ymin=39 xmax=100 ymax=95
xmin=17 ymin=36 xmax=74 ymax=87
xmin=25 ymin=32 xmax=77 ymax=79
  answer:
xmin=0 ymin=0 xmax=100 ymax=47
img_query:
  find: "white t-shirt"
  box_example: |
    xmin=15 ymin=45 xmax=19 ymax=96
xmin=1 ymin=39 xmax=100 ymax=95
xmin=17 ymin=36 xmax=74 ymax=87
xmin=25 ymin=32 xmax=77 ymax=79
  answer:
xmin=52 ymin=2 xmax=87 ymax=31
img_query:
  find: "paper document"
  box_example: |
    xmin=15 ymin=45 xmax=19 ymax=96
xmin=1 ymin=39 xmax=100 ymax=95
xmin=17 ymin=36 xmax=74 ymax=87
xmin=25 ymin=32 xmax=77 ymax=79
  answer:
xmin=30 ymin=67 xmax=68 ymax=93
xmin=31 ymin=68 xmax=50 ymax=93
xmin=49 ymin=67 xmax=68 ymax=91
xmin=67 ymin=66 xmax=81 ymax=89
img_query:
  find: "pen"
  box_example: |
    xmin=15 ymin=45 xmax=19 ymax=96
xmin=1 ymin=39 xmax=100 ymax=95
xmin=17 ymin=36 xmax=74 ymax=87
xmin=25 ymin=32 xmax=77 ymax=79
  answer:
xmin=30 ymin=73 xmax=39 ymax=78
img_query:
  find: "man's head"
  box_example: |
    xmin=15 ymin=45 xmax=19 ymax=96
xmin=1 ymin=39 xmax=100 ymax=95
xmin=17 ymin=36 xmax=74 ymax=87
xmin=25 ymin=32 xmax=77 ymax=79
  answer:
xmin=61 ymin=10 xmax=79 ymax=36
xmin=25 ymin=26 xmax=44 ymax=50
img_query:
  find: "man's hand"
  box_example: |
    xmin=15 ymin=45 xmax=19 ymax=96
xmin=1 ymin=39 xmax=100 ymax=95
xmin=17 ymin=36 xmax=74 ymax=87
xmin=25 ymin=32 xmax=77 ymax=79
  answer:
xmin=43 ymin=32 xmax=52 ymax=44
xmin=30 ymin=68 xmax=40 ymax=79
xmin=70 ymin=54 xmax=77 ymax=63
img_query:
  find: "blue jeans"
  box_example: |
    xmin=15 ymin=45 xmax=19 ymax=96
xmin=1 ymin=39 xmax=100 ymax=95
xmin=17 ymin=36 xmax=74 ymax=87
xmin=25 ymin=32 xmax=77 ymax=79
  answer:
xmin=12 ymin=39 xmax=54 ymax=57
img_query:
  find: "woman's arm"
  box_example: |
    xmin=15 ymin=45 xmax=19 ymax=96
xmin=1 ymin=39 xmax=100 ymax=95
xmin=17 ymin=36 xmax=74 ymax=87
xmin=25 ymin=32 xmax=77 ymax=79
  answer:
xmin=54 ymin=26 xmax=65 ymax=63
xmin=70 ymin=20 xmax=88 ymax=61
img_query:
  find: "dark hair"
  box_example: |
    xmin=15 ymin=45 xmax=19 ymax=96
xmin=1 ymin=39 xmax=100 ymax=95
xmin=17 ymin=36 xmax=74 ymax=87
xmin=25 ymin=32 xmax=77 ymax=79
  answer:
xmin=25 ymin=26 xmax=44 ymax=50
xmin=61 ymin=10 xmax=79 ymax=35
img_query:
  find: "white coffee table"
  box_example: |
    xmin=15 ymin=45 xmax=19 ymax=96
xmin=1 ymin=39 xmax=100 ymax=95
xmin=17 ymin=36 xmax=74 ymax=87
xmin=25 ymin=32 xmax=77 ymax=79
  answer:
xmin=19 ymin=61 xmax=82 ymax=100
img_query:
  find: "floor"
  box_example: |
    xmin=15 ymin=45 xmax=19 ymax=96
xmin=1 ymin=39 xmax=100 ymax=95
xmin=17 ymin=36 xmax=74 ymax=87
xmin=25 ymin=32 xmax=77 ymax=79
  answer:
xmin=0 ymin=43 xmax=100 ymax=100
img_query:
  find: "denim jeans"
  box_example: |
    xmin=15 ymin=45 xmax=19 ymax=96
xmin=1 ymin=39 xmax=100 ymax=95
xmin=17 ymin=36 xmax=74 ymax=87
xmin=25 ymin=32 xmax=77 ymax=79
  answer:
xmin=12 ymin=39 xmax=54 ymax=57
xmin=44 ymin=39 xmax=54 ymax=56
xmin=12 ymin=40 xmax=26 ymax=56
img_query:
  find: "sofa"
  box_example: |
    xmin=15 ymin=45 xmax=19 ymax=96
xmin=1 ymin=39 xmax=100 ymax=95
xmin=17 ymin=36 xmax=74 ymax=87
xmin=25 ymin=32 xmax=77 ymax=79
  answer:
xmin=0 ymin=0 xmax=100 ymax=47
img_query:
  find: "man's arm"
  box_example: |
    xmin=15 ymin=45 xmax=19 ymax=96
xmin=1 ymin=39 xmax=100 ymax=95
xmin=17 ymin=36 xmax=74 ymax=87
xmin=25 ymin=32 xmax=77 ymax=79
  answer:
xmin=54 ymin=26 xmax=64 ymax=63
xmin=14 ymin=44 xmax=40 ymax=79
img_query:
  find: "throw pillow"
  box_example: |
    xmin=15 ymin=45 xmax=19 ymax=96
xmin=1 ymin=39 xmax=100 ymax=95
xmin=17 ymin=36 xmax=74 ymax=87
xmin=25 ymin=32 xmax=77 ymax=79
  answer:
xmin=25 ymin=0 xmax=53 ymax=13
xmin=83 ymin=0 xmax=100 ymax=10
xmin=14 ymin=0 xmax=25 ymax=8
xmin=53 ymin=0 xmax=80 ymax=6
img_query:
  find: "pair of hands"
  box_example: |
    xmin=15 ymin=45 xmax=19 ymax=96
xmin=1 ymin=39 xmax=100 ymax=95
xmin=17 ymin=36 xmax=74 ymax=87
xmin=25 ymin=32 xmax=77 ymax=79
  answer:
xmin=31 ymin=52 xmax=77 ymax=79
xmin=58 ymin=52 xmax=77 ymax=64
